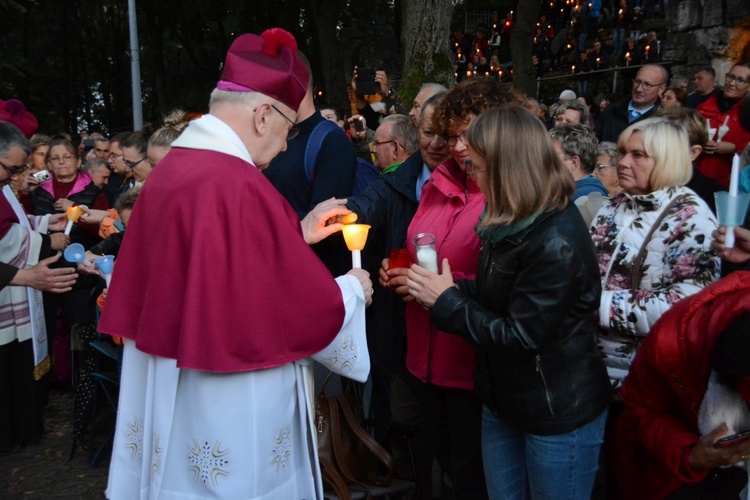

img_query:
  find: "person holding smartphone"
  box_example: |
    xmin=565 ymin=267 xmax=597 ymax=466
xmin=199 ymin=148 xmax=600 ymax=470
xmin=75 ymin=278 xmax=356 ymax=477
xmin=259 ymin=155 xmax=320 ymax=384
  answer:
xmin=610 ymin=272 xmax=750 ymax=499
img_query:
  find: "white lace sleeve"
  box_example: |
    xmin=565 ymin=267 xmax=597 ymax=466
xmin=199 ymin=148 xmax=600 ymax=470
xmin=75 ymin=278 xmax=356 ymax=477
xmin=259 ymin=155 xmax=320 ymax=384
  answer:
xmin=310 ymin=274 xmax=370 ymax=383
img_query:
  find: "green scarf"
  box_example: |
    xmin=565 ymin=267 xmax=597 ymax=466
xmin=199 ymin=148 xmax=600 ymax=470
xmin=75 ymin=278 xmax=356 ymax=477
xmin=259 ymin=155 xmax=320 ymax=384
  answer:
xmin=381 ymin=161 xmax=403 ymax=175
xmin=475 ymin=207 xmax=546 ymax=243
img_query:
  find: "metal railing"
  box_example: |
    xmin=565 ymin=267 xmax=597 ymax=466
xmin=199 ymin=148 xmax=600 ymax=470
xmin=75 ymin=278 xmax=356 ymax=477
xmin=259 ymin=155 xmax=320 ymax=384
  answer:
xmin=535 ymin=61 xmax=674 ymax=99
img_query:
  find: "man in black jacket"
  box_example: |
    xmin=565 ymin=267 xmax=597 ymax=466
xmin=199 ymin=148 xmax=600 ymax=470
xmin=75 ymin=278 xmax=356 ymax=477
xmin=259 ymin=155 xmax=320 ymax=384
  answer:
xmin=596 ymin=64 xmax=667 ymax=142
xmin=345 ymin=92 xmax=449 ymax=497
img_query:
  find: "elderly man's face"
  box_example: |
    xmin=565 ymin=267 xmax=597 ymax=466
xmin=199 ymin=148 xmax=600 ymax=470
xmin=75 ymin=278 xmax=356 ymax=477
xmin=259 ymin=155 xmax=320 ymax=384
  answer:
xmin=370 ymin=121 xmax=397 ymax=170
xmin=254 ymin=102 xmax=298 ymax=169
xmin=632 ymin=66 xmax=666 ymax=109
xmin=409 ymin=88 xmax=434 ymax=125
xmin=418 ymin=106 xmax=450 ymax=170
xmin=89 ymin=165 xmax=111 ymax=187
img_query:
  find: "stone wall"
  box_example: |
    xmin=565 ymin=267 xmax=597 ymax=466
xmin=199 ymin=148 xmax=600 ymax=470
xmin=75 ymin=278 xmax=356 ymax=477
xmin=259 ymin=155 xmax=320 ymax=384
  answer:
xmin=665 ymin=0 xmax=750 ymax=85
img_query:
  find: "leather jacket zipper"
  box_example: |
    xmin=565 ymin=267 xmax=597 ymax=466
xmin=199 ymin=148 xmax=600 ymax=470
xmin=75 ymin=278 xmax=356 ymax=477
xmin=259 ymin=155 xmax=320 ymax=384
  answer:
xmin=536 ymin=355 xmax=555 ymax=416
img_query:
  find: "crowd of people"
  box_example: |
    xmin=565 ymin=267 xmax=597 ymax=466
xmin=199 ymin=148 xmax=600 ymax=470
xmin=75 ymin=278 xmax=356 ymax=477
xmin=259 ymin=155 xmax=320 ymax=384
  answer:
xmin=1 ymin=20 xmax=750 ymax=500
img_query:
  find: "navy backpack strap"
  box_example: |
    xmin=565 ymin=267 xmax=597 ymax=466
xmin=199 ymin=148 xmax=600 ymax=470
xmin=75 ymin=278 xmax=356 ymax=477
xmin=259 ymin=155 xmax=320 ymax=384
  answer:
xmin=304 ymin=119 xmax=341 ymax=182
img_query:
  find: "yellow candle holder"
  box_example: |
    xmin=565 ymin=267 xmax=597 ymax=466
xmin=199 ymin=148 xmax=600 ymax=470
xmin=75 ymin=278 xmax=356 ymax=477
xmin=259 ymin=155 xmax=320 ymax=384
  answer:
xmin=341 ymin=224 xmax=371 ymax=269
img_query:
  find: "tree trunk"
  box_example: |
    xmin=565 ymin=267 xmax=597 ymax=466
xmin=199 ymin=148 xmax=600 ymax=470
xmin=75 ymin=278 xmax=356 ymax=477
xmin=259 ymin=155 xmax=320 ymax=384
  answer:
xmin=399 ymin=0 xmax=455 ymax=108
xmin=307 ymin=0 xmax=349 ymax=112
xmin=509 ymin=0 xmax=542 ymax=97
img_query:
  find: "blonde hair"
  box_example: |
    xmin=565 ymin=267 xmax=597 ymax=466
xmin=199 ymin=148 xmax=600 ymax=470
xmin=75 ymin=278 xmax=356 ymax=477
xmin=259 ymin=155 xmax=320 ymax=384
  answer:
xmin=617 ymin=117 xmax=692 ymax=191
xmin=467 ymin=105 xmax=574 ymax=227
xmin=149 ymin=109 xmax=190 ymax=148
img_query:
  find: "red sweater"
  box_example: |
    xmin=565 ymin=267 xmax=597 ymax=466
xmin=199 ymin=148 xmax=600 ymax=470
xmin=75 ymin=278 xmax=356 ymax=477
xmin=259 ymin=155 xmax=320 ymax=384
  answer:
xmin=697 ymin=94 xmax=750 ymax=187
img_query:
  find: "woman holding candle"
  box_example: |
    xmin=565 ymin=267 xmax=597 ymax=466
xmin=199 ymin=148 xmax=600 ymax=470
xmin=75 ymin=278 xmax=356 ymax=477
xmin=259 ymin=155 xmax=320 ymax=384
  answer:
xmin=383 ymin=79 xmax=523 ymax=499
xmin=590 ymin=118 xmax=719 ymax=387
xmin=29 ymin=138 xmax=108 ymax=247
xmin=697 ymin=61 xmax=750 ymax=187
xmin=406 ymin=104 xmax=611 ymax=499
xmin=28 ymin=137 xmax=109 ymax=385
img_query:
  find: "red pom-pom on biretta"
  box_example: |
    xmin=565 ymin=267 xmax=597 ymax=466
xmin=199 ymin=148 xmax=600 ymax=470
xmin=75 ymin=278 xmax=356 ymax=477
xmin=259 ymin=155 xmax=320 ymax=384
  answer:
xmin=218 ymin=28 xmax=309 ymax=111
xmin=261 ymin=28 xmax=298 ymax=58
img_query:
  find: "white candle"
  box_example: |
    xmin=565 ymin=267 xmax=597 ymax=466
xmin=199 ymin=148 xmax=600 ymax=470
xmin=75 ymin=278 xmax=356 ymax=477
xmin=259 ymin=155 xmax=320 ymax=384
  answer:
xmin=64 ymin=220 xmax=74 ymax=235
xmin=351 ymin=249 xmax=362 ymax=269
xmin=416 ymin=248 xmax=439 ymax=273
xmin=725 ymin=154 xmax=741 ymax=248
xmin=729 ymin=154 xmax=740 ymax=197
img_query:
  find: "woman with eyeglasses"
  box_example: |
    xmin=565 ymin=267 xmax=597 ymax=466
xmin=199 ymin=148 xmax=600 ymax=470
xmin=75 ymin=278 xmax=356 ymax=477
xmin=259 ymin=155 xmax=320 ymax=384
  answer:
xmin=27 ymin=137 xmax=109 ymax=387
xmin=697 ymin=61 xmax=750 ymax=187
xmin=29 ymin=137 xmax=109 ymax=248
xmin=405 ymin=104 xmax=611 ymax=499
xmin=382 ymin=79 xmax=523 ymax=499
xmin=594 ymin=141 xmax=623 ymax=198
xmin=120 ymin=129 xmax=155 ymax=187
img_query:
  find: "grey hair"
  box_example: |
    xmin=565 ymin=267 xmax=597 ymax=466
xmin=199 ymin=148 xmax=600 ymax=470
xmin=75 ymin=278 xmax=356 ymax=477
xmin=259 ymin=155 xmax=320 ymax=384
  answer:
xmin=0 ymin=121 xmax=31 ymax=157
xmin=420 ymin=82 xmax=448 ymax=95
xmin=419 ymin=91 xmax=446 ymax=126
xmin=555 ymin=99 xmax=590 ymax=126
xmin=82 ymin=157 xmax=109 ymax=173
xmin=382 ymin=114 xmax=419 ymax=155
xmin=596 ymin=141 xmax=618 ymax=166
xmin=670 ymin=76 xmax=689 ymax=87
xmin=208 ymin=89 xmax=266 ymax=111
xmin=549 ymin=123 xmax=599 ymax=174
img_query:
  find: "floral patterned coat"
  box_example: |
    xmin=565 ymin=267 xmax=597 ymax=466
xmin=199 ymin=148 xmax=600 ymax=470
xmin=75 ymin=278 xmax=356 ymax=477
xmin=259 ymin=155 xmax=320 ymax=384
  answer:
xmin=590 ymin=186 xmax=720 ymax=384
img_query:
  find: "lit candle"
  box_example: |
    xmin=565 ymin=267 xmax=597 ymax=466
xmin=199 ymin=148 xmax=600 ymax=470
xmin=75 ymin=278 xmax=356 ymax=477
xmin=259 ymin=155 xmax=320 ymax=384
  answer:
xmin=64 ymin=205 xmax=84 ymax=235
xmin=625 ymin=52 xmax=631 ymax=66
xmin=341 ymin=224 xmax=371 ymax=269
xmin=645 ymin=45 xmax=650 ymax=60
xmin=572 ymin=65 xmax=576 ymax=74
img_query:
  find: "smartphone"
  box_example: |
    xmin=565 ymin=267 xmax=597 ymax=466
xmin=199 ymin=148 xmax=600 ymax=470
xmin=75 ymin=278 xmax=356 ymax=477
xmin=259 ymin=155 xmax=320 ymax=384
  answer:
xmin=713 ymin=430 xmax=750 ymax=448
xmin=356 ymin=67 xmax=377 ymax=95
xmin=354 ymin=117 xmax=365 ymax=132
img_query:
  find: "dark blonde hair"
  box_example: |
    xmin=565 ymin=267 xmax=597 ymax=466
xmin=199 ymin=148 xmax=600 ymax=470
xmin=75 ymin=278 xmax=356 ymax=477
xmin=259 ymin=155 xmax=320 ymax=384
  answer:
xmin=149 ymin=109 xmax=190 ymax=148
xmin=467 ymin=105 xmax=574 ymax=227
xmin=432 ymin=79 xmax=523 ymax=135
xmin=655 ymin=106 xmax=707 ymax=148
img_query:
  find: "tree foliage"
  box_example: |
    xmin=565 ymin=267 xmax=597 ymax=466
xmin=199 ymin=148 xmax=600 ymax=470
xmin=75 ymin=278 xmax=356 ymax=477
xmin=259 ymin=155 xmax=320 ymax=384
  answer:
xmin=0 ymin=0 xmax=523 ymax=136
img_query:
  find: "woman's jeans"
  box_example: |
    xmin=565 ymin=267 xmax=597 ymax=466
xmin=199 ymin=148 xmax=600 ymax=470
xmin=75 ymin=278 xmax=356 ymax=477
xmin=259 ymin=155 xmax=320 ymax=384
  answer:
xmin=481 ymin=406 xmax=608 ymax=500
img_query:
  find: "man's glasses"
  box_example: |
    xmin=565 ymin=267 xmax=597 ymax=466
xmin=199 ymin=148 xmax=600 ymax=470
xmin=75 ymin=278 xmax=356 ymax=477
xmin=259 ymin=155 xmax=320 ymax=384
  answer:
xmin=725 ymin=73 xmax=750 ymax=86
xmin=270 ymin=104 xmax=300 ymax=140
xmin=124 ymin=156 xmax=148 ymax=169
xmin=371 ymin=140 xmax=397 ymax=147
xmin=596 ymin=163 xmax=616 ymax=171
xmin=632 ymin=79 xmax=665 ymax=90
xmin=0 ymin=159 xmax=29 ymax=177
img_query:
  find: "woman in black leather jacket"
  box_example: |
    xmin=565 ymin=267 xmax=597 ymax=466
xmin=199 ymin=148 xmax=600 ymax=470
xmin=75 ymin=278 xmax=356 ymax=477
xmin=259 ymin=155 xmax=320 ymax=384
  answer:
xmin=406 ymin=105 xmax=611 ymax=499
